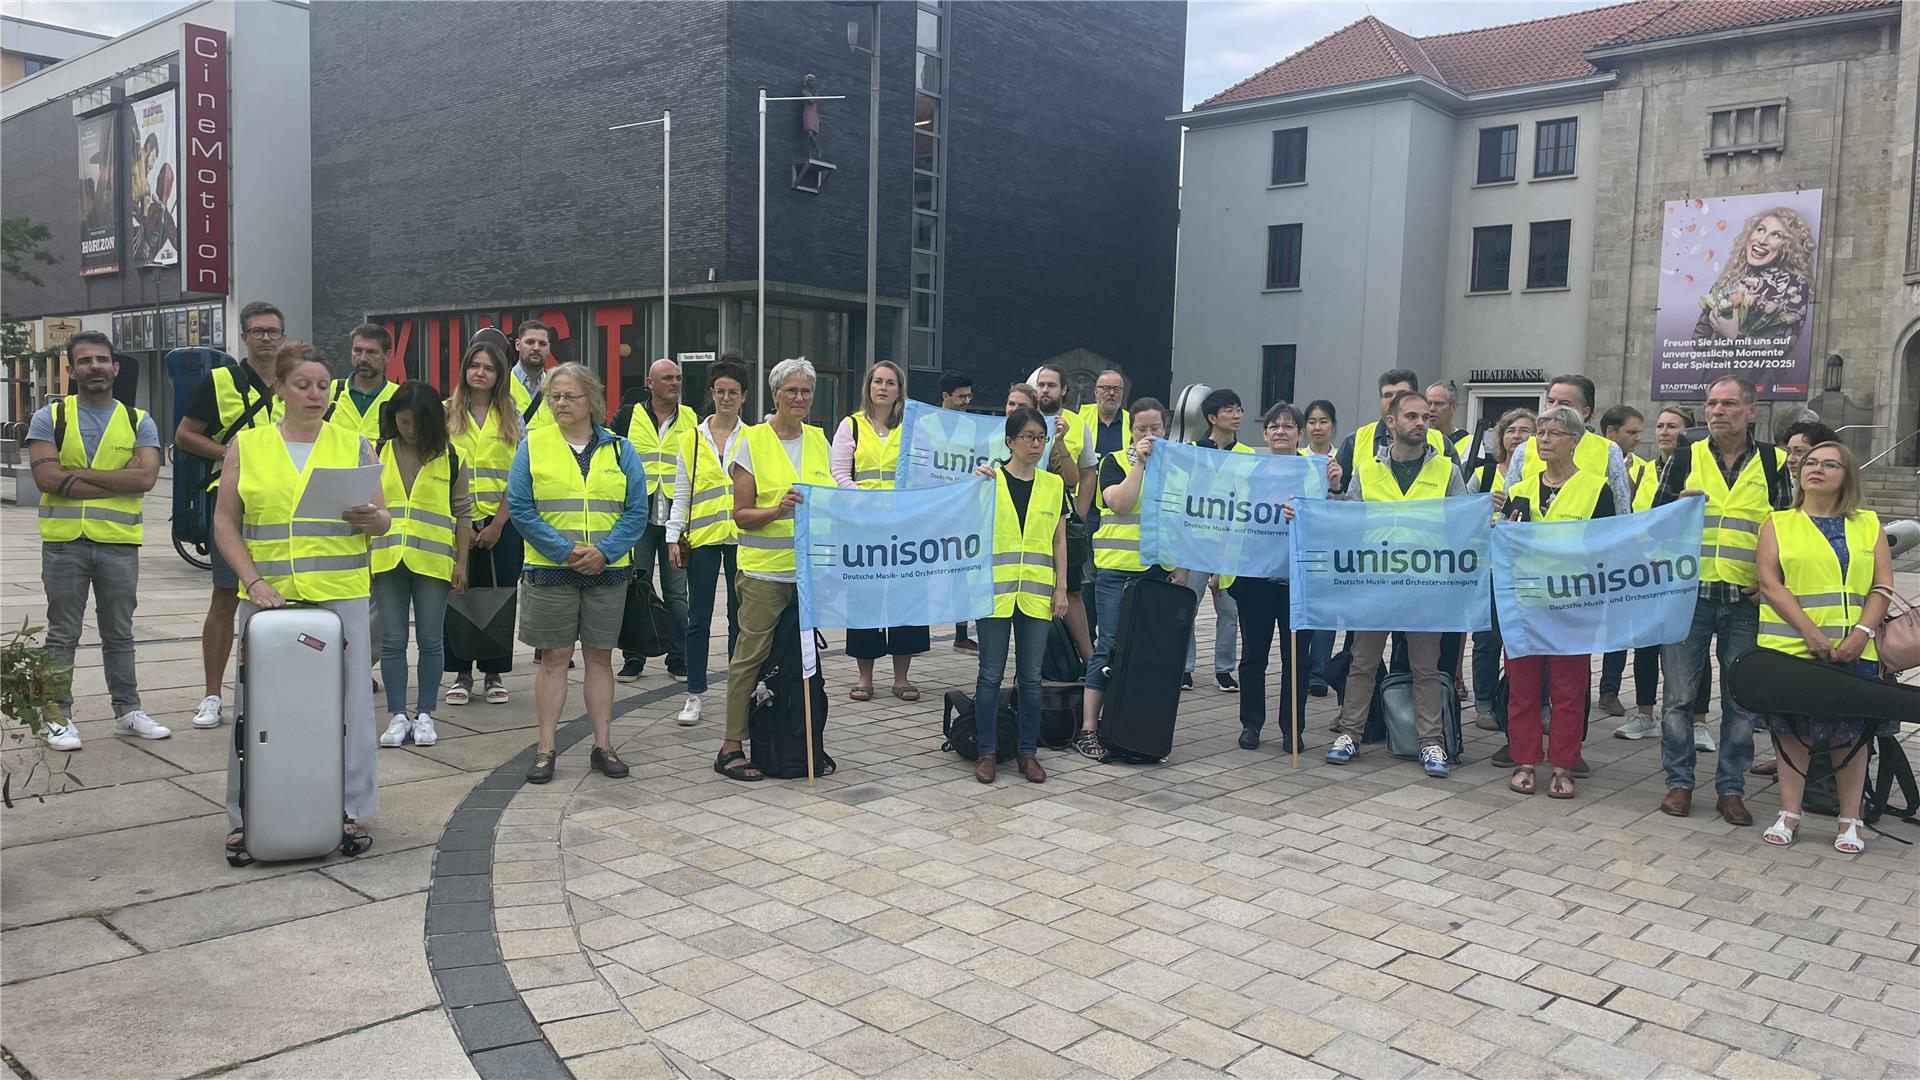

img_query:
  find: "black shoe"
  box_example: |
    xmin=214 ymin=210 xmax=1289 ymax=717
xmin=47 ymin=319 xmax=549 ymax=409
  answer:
xmin=526 ymin=751 xmax=555 ymax=784
xmin=1570 ymin=757 xmax=1590 ymax=778
xmin=617 ymin=657 xmax=644 ymax=683
xmin=1181 ymin=673 xmax=1194 ymax=691
xmin=590 ymin=746 xmax=630 ymax=778
xmin=1307 ymin=680 xmax=1329 ymax=698
xmin=1216 ymin=672 xmax=1239 ymax=693
xmin=1492 ymin=746 xmax=1513 ymax=767
xmin=666 ymin=656 xmax=687 ymax=681
xmin=1238 ymin=728 xmax=1260 ymax=750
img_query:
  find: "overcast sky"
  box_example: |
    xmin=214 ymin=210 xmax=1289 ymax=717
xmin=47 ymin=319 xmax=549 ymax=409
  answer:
xmin=7 ymin=0 xmax=1622 ymax=109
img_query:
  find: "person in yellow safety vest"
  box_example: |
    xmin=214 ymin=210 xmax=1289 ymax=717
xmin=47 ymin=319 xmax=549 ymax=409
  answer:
xmin=1503 ymin=373 xmax=1633 ymax=513
xmin=665 ymin=355 xmax=753 ymax=728
xmin=1078 ymin=369 xmax=1132 ymax=465
xmin=1325 ymin=389 xmax=1471 ymax=778
xmin=1498 ymin=405 xmax=1621 ymax=801
xmin=212 ymin=340 xmax=391 ymax=864
xmin=612 ymin=358 xmax=697 ymax=682
xmin=1075 ymin=397 xmax=1170 ymax=758
xmin=371 ymin=382 xmax=474 ymax=751
xmin=506 ymin=319 xmax=557 ymax=432
xmin=26 ymin=330 xmax=167 ymax=751
xmin=1332 ymin=368 xmax=1460 ymax=497
xmin=444 ymin=339 xmax=526 ymax=705
xmin=325 ymin=323 xmax=401 ymax=440
xmin=831 ymin=360 xmax=929 ymax=702
xmin=941 ymin=371 xmax=981 ymax=654
xmin=1467 ymin=407 xmax=1533 ymax=732
xmin=1226 ymin=402 xmax=1321 ymax=754
xmin=1176 ymin=387 xmax=1249 ymax=694
xmin=506 ymin=362 xmax=650 ymax=788
xmin=1028 ymin=364 xmax=1096 ymax=665
xmin=718 ymin=358 xmax=835 ymax=783
xmin=964 ymin=406 xmax=1069 ymax=785
xmin=1753 ymin=439 xmax=1895 ymax=855
xmin=1594 ymin=403 xmax=1657 ymax=723
xmin=1650 ymin=375 xmax=1793 ymax=827
xmin=173 ymin=300 xmax=290 ymax=734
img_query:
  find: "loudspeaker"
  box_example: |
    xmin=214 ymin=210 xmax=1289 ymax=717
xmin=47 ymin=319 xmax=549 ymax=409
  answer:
xmin=1170 ymin=382 xmax=1211 ymax=445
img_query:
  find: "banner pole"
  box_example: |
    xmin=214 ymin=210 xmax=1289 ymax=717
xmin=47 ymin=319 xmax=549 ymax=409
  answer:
xmin=802 ymin=626 xmax=817 ymax=788
xmin=1290 ymin=630 xmax=1301 ymax=771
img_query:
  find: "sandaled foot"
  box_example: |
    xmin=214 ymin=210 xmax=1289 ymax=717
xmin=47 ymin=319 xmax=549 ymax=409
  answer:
xmin=1835 ymin=817 xmax=1865 ymax=854
xmin=225 ymin=828 xmax=252 ymax=867
xmin=1762 ymin=810 xmax=1801 ymax=846
xmin=341 ymin=818 xmax=372 ymax=857
xmin=714 ymin=749 xmax=764 ymax=782
xmin=890 ymin=682 xmax=921 ymax=702
xmin=849 ymin=685 xmax=872 ymax=702
xmin=1508 ymin=767 xmax=1536 ymax=795
xmin=1547 ymin=770 xmax=1575 ymax=800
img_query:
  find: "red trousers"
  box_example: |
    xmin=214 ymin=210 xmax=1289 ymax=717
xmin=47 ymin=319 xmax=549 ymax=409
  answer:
xmin=1505 ymin=653 xmax=1588 ymax=769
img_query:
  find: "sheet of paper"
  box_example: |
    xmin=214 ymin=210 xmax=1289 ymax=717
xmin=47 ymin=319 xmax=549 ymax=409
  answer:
xmin=292 ymin=465 xmax=385 ymax=520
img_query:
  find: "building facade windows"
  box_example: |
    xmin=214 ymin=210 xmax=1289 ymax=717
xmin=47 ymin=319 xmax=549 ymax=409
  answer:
xmin=1533 ymin=117 xmax=1577 ymax=177
xmin=1526 ymin=219 xmax=1571 ymax=289
xmin=1265 ymin=223 xmax=1302 ymax=289
xmin=1470 ymin=225 xmax=1512 ymax=292
xmin=909 ymin=0 xmax=948 ymax=371
xmin=1271 ymin=127 xmax=1307 ymax=185
xmin=1261 ymin=344 xmax=1296 ymax=410
xmin=1476 ymin=125 xmax=1517 ymax=184
xmin=1706 ymin=100 xmax=1786 ymax=157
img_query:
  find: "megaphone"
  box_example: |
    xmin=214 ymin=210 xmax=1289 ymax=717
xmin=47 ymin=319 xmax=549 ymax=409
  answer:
xmin=1170 ymin=382 xmax=1212 ymax=445
xmin=1888 ymin=519 xmax=1920 ymax=561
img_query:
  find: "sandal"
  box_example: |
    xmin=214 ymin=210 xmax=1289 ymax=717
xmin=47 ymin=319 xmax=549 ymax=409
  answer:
xmin=890 ymin=683 xmax=921 ymax=702
xmin=444 ymin=682 xmax=471 ymax=706
xmin=1835 ymin=817 xmax=1865 ymax=854
xmin=1547 ymin=770 xmax=1575 ymax=800
xmin=225 ymin=828 xmax=253 ymax=868
xmin=1508 ymin=767 xmax=1536 ymax=795
xmin=485 ymin=679 xmax=509 ymax=704
xmin=1762 ymin=810 xmax=1801 ymax=847
xmin=714 ymin=749 xmax=764 ymax=782
xmin=341 ymin=817 xmax=373 ymax=857
xmin=849 ymin=685 xmax=872 ymax=702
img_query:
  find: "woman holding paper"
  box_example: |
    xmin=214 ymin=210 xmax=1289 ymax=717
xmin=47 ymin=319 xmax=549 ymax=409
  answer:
xmin=212 ymin=340 xmax=389 ymax=861
xmin=830 ymin=361 xmax=928 ymax=702
xmin=971 ymin=406 xmax=1068 ymax=784
xmin=1498 ymin=405 xmax=1616 ymax=799
xmin=1227 ymin=402 xmax=1316 ymax=752
xmin=665 ymin=355 xmax=751 ymax=729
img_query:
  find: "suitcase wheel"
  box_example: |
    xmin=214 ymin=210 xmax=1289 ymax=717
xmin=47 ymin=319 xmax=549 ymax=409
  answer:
xmin=225 ymin=852 xmax=252 ymax=868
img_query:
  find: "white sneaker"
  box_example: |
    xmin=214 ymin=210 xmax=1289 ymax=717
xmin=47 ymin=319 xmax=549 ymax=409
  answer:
xmin=676 ymin=693 xmax=703 ymax=727
xmin=1693 ymin=723 xmax=1717 ymax=753
xmin=1614 ymin=714 xmax=1658 ymax=740
xmin=113 ymin=710 xmax=171 ymax=740
xmin=192 ymin=695 xmax=223 ymax=729
xmin=412 ymin=712 xmax=439 ymax=747
xmin=42 ymin=722 xmax=82 ymax=752
xmin=379 ymin=713 xmax=413 ymax=747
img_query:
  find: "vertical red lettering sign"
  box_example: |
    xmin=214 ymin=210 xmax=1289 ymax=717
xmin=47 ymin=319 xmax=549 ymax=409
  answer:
xmin=183 ymin=24 xmax=229 ymax=294
xmin=595 ymin=306 xmax=634 ymax=419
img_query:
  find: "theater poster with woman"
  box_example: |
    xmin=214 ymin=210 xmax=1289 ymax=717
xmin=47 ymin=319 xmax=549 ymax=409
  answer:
xmin=1651 ymin=189 xmax=1821 ymax=401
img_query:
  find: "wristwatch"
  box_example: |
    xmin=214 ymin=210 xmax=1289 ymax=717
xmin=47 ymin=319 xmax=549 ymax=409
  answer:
xmin=1853 ymin=623 xmax=1876 ymax=639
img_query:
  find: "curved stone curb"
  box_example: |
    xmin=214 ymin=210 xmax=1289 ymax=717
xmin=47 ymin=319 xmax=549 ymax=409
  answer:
xmin=423 ymin=682 xmax=688 ymax=1080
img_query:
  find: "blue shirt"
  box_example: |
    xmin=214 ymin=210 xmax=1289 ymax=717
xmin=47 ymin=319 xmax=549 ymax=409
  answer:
xmin=506 ymin=424 xmax=650 ymax=583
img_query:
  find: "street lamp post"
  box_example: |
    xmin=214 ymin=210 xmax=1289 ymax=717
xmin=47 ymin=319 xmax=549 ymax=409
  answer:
xmin=609 ymin=110 xmax=671 ymax=362
xmin=759 ymin=87 xmax=845 ymax=419
xmin=840 ymin=2 xmax=881 ymax=377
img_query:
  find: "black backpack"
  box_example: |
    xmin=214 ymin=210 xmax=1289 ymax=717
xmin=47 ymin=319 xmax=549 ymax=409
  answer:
xmin=746 ymin=602 xmax=833 ymax=780
xmin=941 ymin=689 xmax=1016 ymax=762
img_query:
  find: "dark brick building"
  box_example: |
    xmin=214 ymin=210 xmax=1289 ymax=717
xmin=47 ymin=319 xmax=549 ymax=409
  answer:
xmin=310 ymin=0 xmax=1183 ymax=418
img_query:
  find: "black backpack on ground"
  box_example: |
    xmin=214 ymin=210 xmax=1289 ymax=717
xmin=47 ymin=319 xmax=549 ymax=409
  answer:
xmin=1039 ymin=684 xmax=1082 ymax=749
xmin=942 ymin=689 xmax=1016 ymax=762
xmin=747 ymin=602 xmax=833 ymax=780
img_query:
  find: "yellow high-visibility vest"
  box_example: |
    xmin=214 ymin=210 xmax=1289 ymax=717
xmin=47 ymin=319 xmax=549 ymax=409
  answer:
xmin=36 ymin=397 xmax=145 ymax=544
xmin=236 ymin=423 xmax=371 ymax=601
xmin=625 ymin=401 xmax=697 ymax=497
xmin=1355 ymin=449 xmax=1454 ymax=502
xmin=1078 ymin=404 xmax=1130 ymax=458
xmin=1693 ymin=438 xmax=1785 ymax=586
xmin=1758 ymin=509 xmax=1879 ymax=662
xmin=370 ymin=441 xmax=457 ymax=580
xmin=1353 ymin=420 xmax=1449 ymax=461
xmin=326 ymin=380 xmax=398 ymax=440
xmin=991 ymin=466 xmax=1064 ymax=619
xmin=735 ymin=423 xmax=832 ymax=575
xmin=1517 ymin=430 xmax=1611 ymax=483
xmin=509 ymin=369 xmax=554 ymax=431
xmin=1629 ymin=453 xmax=1656 ymax=512
xmin=1092 ymin=450 xmax=1146 ymax=572
xmin=850 ymin=411 xmax=900 ymax=489
xmin=522 ymin=424 xmax=633 ymax=569
xmin=1507 ymin=469 xmax=1606 ymax=522
xmin=448 ymin=403 xmax=515 ymax=520
xmin=682 ymin=421 xmax=743 ymax=548
xmin=204 ymin=366 xmax=283 ymax=490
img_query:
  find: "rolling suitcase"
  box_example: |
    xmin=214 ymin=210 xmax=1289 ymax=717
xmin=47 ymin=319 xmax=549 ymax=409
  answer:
xmin=230 ymin=606 xmax=348 ymax=866
xmin=1098 ymin=577 xmax=1198 ymax=762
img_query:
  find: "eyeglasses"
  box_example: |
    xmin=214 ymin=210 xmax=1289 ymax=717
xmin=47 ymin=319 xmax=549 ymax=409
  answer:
xmin=1012 ymin=432 xmax=1048 ymax=444
xmin=776 ymin=386 xmax=813 ymax=398
xmin=244 ymin=327 xmax=285 ymax=340
xmin=710 ymin=387 xmax=743 ymax=398
xmin=1537 ymin=427 xmax=1575 ymax=440
xmin=1801 ymin=458 xmax=1847 ymax=472
xmin=547 ymin=392 xmax=587 ymax=405
xmin=1095 ymin=385 xmax=1123 ymax=394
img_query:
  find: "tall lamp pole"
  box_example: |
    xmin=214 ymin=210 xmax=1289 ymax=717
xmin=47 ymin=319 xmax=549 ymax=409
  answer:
xmin=759 ymin=87 xmax=845 ymax=419
xmin=841 ymin=2 xmax=880 ymax=376
xmin=609 ymin=110 xmax=672 ymax=363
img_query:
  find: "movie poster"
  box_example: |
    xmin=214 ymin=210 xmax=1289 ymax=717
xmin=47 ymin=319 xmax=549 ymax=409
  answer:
xmin=1652 ymin=190 xmax=1822 ymax=401
xmin=77 ymin=112 xmax=120 ymax=276
xmin=126 ymin=93 xmax=180 ymax=267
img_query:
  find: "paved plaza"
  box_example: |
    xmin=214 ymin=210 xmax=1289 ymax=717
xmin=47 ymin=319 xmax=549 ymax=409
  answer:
xmin=2 ymin=479 xmax=1917 ymax=1080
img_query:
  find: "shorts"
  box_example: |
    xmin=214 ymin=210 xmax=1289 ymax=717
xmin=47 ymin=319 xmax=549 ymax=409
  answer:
xmin=209 ymin=533 xmax=239 ymax=589
xmin=1065 ymin=524 xmax=1093 ymax=594
xmin=518 ymin=579 xmax=626 ymax=650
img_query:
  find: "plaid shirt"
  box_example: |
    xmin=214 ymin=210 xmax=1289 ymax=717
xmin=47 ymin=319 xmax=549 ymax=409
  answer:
xmin=1654 ymin=430 xmax=1793 ymax=604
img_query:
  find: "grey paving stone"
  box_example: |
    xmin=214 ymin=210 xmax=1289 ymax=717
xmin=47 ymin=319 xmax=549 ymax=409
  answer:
xmin=469 ymin=1041 xmax=569 ymax=1080
xmin=426 ymin=901 xmax=494 ymax=935
xmin=436 ymin=965 xmax=520 ymax=1008
xmin=449 ymin=1000 xmax=541 ymax=1052
xmin=427 ymin=931 xmax=504 ymax=970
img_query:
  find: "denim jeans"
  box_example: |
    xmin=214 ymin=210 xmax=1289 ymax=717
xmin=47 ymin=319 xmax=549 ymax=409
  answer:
xmin=1307 ymin=630 xmax=1335 ymax=688
xmin=1185 ymin=573 xmax=1239 ymax=675
xmin=1085 ymin=566 xmax=1169 ymax=691
xmin=1660 ymin=593 xmax=1758 ymax=794
xmin=1600 ymin=647 xmax=1663 ymax=709
xmin=626 ymin=524 xmax=689 ymax=665
xmin=684 ymin=543 xmax=738 ymax=694
xmin=1471 ymin=626 xmax=1502 ymax=713
xmin=371 ymin=565 xmax=451 ymax=714
xmin=42 ymin=539 xmax=141 ymax=716
xmin=974 ymin=610 xmax=1049 ymax=758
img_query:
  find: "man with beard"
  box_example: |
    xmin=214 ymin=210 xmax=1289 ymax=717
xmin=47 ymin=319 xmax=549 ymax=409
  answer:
xmin=1030 ymin=363 xmax=1095 ymax=665
xmin=508 ymin=320 xmax=555 ymax=430
xmin=326 ymin=324 xmax=400 ymax=438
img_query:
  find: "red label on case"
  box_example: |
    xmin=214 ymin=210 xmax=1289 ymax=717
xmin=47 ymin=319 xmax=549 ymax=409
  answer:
xmin=297 ymin=633 xmax=327 ymax=652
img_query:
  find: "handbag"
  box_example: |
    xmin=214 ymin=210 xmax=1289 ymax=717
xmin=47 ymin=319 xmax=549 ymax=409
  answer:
xmin=1871 ymin=584 xmax=1920 ymax=674
xmin=444 ymin=539 xmax=516 ymax=663
xmin=618 ymin=573 xmax=673 ymax=657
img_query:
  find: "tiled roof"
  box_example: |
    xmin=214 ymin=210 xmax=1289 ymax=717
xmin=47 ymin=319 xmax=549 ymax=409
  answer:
xmin=1199 ymin=0 xmax=1898 ymax=108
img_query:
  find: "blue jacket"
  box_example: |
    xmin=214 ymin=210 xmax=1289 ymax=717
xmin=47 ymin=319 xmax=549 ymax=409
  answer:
xmin=506 ymin=424 xmax=650 ymax=565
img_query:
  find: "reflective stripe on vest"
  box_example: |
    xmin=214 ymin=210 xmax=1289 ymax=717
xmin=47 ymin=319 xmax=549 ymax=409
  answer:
xmin=372 ymin=441 xmax=457 ymax=579
xmin=236 ymin=423 xmax=370 ymax=601
xmin=1092 ymin=451 xmax=1145 ymax=571
xmin=1693 ymin=439 xmax=1783 ymax=586
xmin=737 ymin=423 xmax=833 ymax=574
xmin=624 ymin=402 xmax=695 ymax=497
xmin=449 ymin=404 xmax=516 ymax=520
xmin=1629 ymin=454 xmax=1656 ymax=512
xmin=1507 ymin=469 xmax=1606 ymax=522
xmin=850 ymin=412 xmax=900 ymax=489
xmin=1354 ymin=448 xmax=1453 ymax=502
xmin=683 ymin=422 xmax=741 ymax=548
xmin=522 ymin=426 xmax=635 ymax=569
xmin=36 ymin=397 xmax=146 ymax=544
xmin=327 ymin=380 xmax=398 ymax=440
xmin=992 ymin=467 xmax=1063 ymax=619
xmin=1757 ymin=509 xmax=1879 ymax=663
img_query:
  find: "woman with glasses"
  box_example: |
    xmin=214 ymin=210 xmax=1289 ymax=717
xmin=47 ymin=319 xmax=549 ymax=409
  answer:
xmin=665 ymin=355 xmax=750 ymax=728
xmin=444 ymin=341 xmax=523 ymax=705
xmin=830 ymin=361 xmax=927 ymax=702
xmin=718 ymin=358 xmax=835 ymax=782
xmin=505 ymin=363 xmax=649 ymax=785
xmin=1228 ymin=402 xmax=1319 ymax=752
xmin=1074 ymin=397 xmax=1168 ymax=758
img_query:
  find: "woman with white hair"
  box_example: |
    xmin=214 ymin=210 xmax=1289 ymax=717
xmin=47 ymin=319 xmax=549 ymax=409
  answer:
xmin=718 ymin=358 xmax=834 ymax=782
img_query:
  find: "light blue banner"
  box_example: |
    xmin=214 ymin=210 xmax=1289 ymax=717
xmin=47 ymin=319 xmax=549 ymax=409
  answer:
xmin=793 ymin=477 xmax=997 ymax=631
xmin=898 ymin=400 xmax=1053 ymax=488
xmin=1138 ymin=441 xmax=1326 ymax=578
xmin=1290 ymin=494 xmax=1496 ymax=632
xmin=1493 ymin=499 xmax=1704 ymax=658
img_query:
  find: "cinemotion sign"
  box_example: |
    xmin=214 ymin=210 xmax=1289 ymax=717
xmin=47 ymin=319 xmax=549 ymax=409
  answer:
xmin=183 ymin=24 xmax=228 ymax=294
